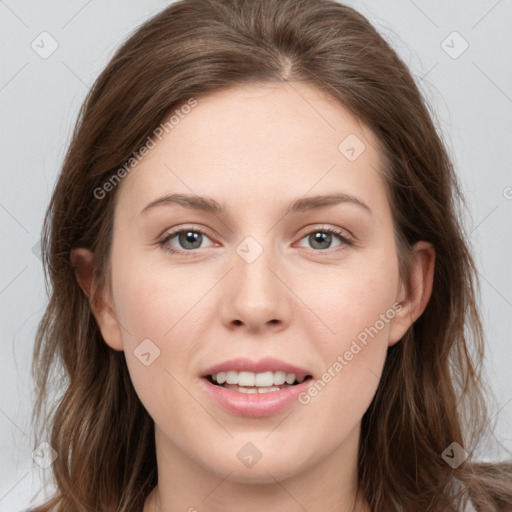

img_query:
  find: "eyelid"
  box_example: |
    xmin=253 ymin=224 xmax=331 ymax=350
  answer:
xmin=295 ymin=224 xmax=355 ymax=243
xmin=160 ymin=223 xmax=213 ymax=237
xmin=158 ymin=224 xmax=217 ymax=247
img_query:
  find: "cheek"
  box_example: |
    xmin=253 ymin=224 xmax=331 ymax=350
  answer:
xmin=304 ymin=248 xmax=400 ymax=348
xmin=107 ymin=244 xmax=210 ymax=406
xmin=296 ymin=252 xmax=399 ymax=417
xmin=111 ymin=241 xmax=211 ymax=346
xmin=110 ymin=269 xmax=209 ymax=437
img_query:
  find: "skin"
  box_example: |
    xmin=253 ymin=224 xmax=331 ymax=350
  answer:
xmin=72 ymin=82 xmax=434 ymax=512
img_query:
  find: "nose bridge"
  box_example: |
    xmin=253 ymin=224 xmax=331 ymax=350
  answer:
xmin=235 ymin=232 xmax=279 ymax=301
xmin=225 ymin=231 xmax=288 ymax=329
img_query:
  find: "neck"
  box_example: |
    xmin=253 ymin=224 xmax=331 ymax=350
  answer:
xmin=144 ymin=423 xmax=369 ymax=512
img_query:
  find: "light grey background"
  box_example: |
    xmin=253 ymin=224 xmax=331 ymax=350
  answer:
xmin=1 ymin=1 xmax=511 ymax=510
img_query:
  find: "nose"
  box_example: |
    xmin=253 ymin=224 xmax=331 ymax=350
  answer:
xmin=219 ymin=240 xmax=291 ymax=334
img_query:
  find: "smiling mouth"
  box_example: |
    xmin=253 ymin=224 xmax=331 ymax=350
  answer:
xmin=205 ymin=372 xmax=313 ymax=394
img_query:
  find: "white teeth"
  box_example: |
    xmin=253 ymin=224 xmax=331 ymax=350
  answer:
xmin=223 ymin=384 xmax=282 ymax=394
xmin=255 ymin=371 xmax=274 ymax=387
xmin=257 ymin=386 xmax=281 ymax=393
xmin=273 ymin=371 xmax=286 ymax=385
xmin=212 ymin=370 xmax=305 ymax=387
xmin=225 ymin=371 xmax=238 ymax=384
xmin=237 ymin=386 xmax=258 ymax=394
xmin=238 ymin=371 xmax=255 ymax=387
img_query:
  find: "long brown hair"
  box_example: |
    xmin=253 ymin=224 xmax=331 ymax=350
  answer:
xmin=29 ymin=0 xmax=512 ymax=510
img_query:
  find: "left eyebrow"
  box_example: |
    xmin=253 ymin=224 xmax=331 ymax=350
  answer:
xmin=139 ymin=192 xmax=372 ymax=217
xmin=283 ymin=192 xmax=372 ymax=216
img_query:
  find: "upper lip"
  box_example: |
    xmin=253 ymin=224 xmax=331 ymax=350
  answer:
xmin=201 ymin=357 xmax=312 ymax=380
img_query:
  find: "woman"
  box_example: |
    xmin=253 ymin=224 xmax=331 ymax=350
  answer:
xmin=29 ymin=0 xmax=512 ymax=511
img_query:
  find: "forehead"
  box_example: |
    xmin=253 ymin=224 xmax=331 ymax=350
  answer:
xmin=115 ymin=81 xmax=388 ymax=218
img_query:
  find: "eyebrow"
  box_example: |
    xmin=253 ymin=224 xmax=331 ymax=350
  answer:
xmin=140 ymin=192 xmax=372 ymax=217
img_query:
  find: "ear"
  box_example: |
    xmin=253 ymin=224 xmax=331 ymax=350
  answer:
xmin=70 ymin=248 xmax=124 ymax=351
xmin=388 ymin=241 xmax=435 ymax=346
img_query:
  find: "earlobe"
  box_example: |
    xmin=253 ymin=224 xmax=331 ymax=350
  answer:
xmin=388 ymin=241 xmax=435 ymax=346
xmin=70 ymin=248 xmax=124 ymax=351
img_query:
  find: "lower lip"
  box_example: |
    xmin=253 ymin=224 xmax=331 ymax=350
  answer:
xmin=200 ymin=377 xmax=313 ymax=417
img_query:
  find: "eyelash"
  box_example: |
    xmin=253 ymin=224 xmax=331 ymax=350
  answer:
xmin=158 ymin=226 xmax=354 ymax=256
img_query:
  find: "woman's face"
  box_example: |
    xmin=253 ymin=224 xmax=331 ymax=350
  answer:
xmin=88 ymin=82 xmax=426 ymax=484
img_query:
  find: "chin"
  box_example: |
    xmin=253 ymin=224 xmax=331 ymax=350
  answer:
xmin=193 ymin=443 xmax=314 ymax=484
